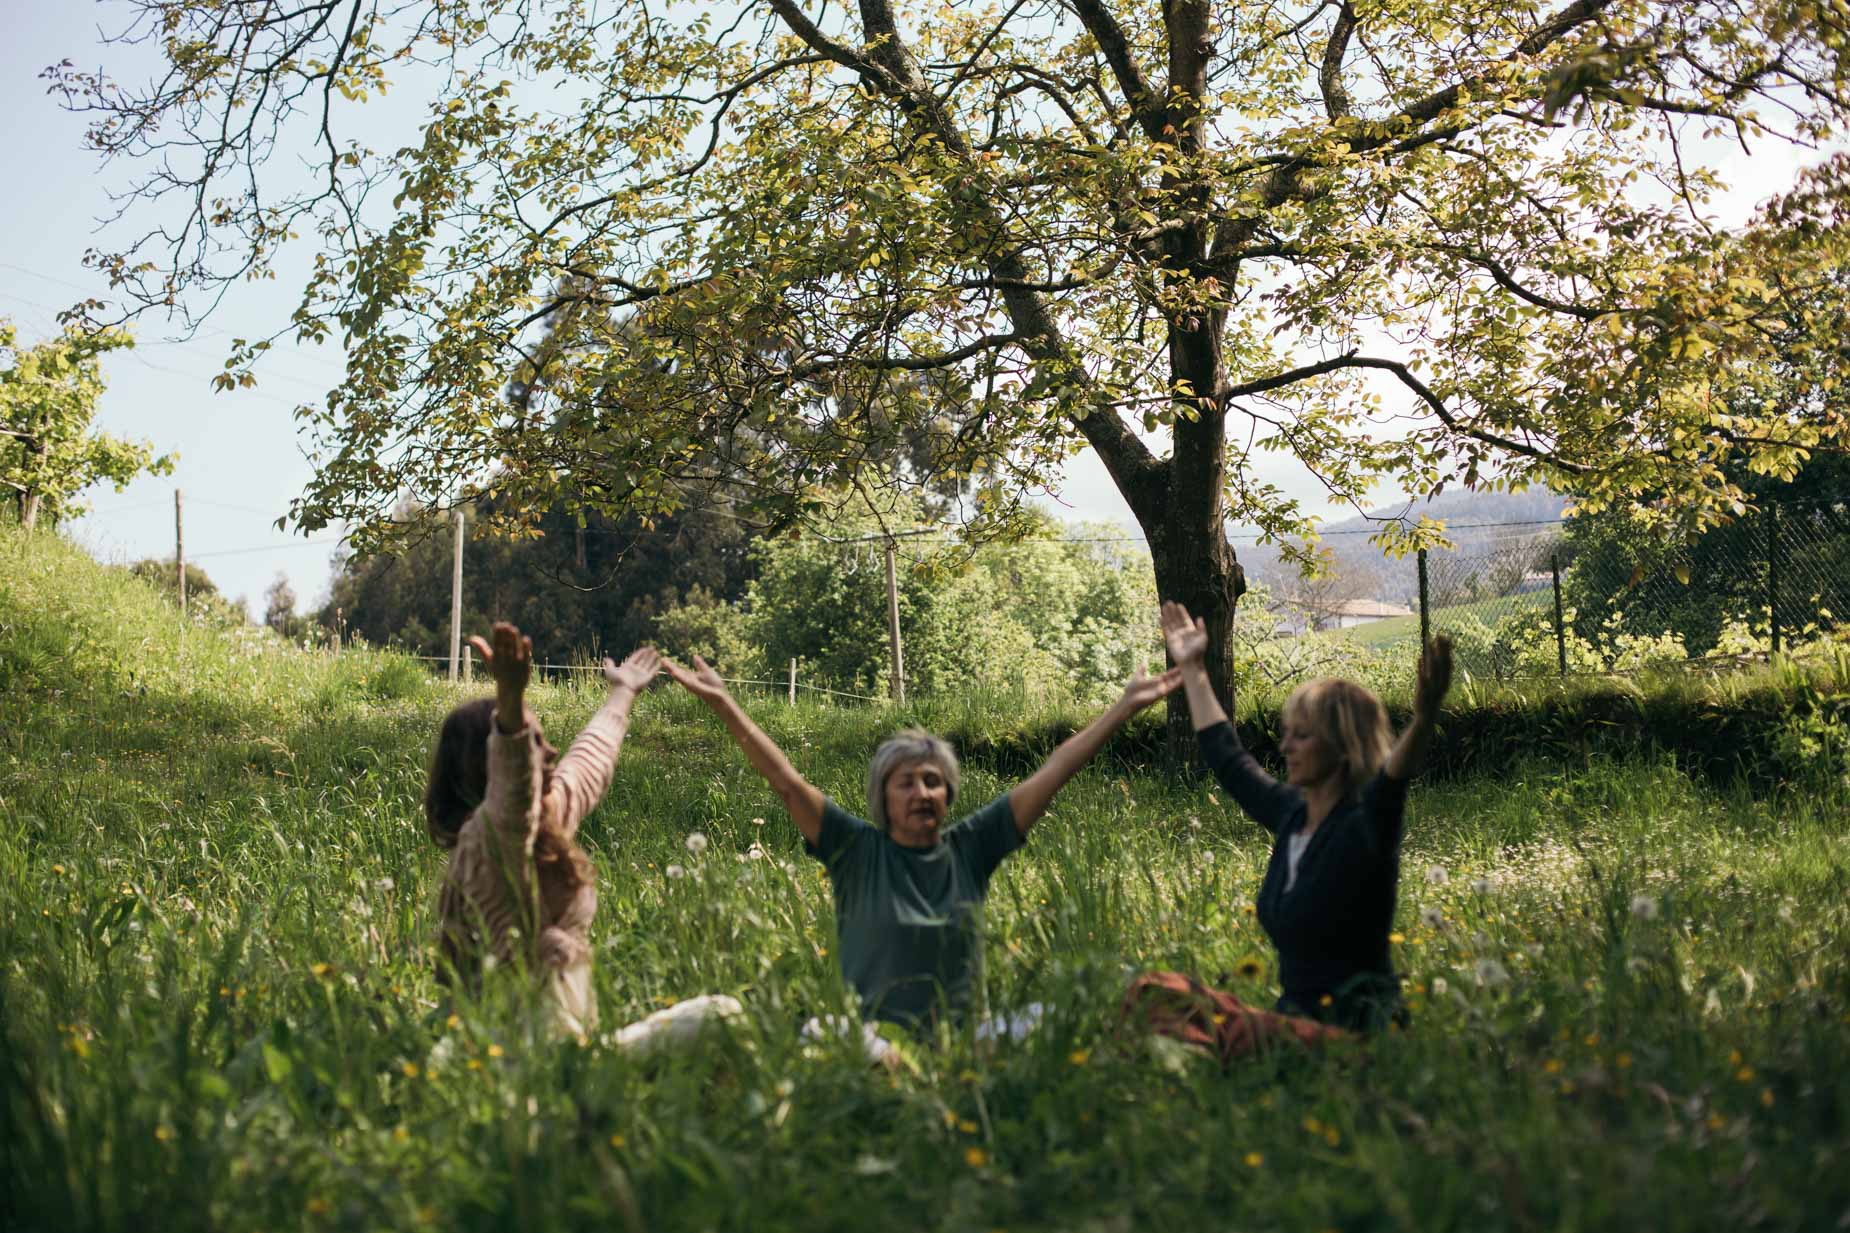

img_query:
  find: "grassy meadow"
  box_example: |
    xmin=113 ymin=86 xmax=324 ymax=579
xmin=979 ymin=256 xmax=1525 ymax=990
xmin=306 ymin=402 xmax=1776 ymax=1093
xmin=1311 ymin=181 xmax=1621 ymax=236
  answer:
xmin=4 ymin=524 xmax=1849 ymax=1232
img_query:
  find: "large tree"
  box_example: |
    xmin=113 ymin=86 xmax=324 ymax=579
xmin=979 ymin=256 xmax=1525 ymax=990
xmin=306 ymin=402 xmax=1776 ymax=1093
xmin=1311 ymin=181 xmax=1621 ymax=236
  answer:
xmin=55 ymin=0 xmax=1850 ymax=743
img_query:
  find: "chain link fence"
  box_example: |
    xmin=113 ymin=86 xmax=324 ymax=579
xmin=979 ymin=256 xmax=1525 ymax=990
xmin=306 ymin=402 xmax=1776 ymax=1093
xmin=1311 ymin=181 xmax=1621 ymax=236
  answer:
xmin=1337 ymin=500 xmax=1850 ymax=680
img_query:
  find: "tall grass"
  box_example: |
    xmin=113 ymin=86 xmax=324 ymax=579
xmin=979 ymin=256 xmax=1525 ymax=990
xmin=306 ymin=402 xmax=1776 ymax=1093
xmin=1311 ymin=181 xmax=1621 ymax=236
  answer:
xmin=4 ymin=525 xmax=1849 ymax=1232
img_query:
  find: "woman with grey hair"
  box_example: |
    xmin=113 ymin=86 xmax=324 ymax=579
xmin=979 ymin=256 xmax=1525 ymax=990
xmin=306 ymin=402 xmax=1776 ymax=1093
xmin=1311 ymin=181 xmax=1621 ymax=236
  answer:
xmin=665 ymin=654 xmax=1179 ymax=1033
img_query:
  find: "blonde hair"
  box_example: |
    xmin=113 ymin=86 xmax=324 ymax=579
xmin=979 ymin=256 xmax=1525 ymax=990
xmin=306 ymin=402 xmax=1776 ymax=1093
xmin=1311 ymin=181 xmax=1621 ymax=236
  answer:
xmin=1281 ymin=678 xmax=1392 ymax=796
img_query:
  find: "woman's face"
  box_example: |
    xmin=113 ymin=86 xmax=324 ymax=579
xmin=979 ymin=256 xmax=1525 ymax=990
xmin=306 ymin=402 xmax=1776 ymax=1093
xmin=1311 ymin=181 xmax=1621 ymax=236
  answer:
xmin=1280 ymin=710 xmax=1338 ymax=790
xmin=884 ymin=758 xmax=951 ymax=848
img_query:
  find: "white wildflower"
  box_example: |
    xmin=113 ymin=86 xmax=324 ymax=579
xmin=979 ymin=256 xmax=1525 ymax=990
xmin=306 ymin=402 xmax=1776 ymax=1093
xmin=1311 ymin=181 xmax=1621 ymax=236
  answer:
xmin=1431 ymin=977 xmax=1448 ymax=997
xmin=748 ymin=843 xmax=767 ymax=861
xmin=854 ymin=1154 xmax=897 ymax=1176
xmin=375 ymin=877 xmax=395 ymax=892
xmin=685 ymin=832 xmax=709 ymax=855
xmin=1425 ymin=865 xmax=1449 ymax=886
xmin=1630 ymin=894 xmax=1659 ymax=920
xmin=666 ymin=864 xmax=686 ymax=880
xmin=1474 ymin=958 xmax=1510 ymax=989
xmin=1777 ymin=904 xmax=1794 ymax=924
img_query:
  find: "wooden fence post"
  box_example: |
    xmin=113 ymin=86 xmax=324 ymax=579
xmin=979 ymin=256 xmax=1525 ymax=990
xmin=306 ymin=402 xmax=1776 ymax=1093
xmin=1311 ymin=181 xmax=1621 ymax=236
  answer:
xmin=1768 ymin=504 xmax=1782 ymax=657
xmin=174 ymin=489 xmax=185 ymax=617
xmin=885 ymin=539 xmax=906 ymax=705
xmin=448 ymin=509 xmax=465 ymax=682
xmin=1417 ymin=548 xmax=1431 ymax=651
xmin=1551 ymin=551 xmax=1567 ymax=676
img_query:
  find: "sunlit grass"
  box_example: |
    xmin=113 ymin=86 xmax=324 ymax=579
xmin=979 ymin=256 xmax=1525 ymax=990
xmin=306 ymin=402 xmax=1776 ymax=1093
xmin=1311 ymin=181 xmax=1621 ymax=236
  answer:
xmin=4 ymin=525 xmax=1849 ymax=1232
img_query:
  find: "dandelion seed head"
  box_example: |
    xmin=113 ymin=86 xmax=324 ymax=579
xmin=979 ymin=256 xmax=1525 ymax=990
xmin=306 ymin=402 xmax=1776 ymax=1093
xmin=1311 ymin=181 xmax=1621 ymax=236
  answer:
xmin=1474 ymin=958 xmax=1510 ymax=989
xmin=1630 ymin=894 xmax=1659 ymax=920
xmin=685 ymin=832 xmax=709 ymax=855
xmin=1425 ymin=865 xmax=1449 ymax=886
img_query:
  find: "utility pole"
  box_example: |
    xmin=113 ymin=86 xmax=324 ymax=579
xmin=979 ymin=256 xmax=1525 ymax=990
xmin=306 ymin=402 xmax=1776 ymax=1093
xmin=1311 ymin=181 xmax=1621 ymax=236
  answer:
xmin=448 ymin=508 xmax=465 ymax=682
xmin=884 ymin=539 xmax=906 ymax=705
xmin=174 ymin=489 xmax=186 ymax=616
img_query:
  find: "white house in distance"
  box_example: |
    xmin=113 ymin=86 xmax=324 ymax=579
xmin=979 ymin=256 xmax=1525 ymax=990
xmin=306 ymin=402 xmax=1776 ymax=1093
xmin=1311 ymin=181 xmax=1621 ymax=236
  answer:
xmin=1270 ymin=595 xmax=1418 ymax=634
xmin=1325 ymin=598 xmax=1416 ymax=629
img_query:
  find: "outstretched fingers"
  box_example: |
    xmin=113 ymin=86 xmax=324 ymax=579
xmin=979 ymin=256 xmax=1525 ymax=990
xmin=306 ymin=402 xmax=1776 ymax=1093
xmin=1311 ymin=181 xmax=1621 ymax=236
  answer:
xmin=1161 ymin=601 xmax=1210 ymax=666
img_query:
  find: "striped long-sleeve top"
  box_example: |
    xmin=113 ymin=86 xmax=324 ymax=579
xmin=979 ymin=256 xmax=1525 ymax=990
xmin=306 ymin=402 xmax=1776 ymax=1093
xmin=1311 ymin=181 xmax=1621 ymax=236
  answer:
xmin=436 ymin=688 xmax=636 ymax=1033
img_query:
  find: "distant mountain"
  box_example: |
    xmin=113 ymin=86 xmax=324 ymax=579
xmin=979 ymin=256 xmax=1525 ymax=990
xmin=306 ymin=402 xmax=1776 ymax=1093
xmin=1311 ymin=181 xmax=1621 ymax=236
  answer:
xmin=1234 ymin=487 xmax=1567 ymax=606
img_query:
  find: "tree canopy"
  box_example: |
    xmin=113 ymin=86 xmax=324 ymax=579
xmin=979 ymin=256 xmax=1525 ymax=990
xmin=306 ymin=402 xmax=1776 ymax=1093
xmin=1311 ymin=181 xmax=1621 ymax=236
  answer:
xmin=1 ymin=319 xmax=171 ymax=530
xmin=56 ymin=0 xmax=1850 ymax=740
xmin=321 ymin=495 xmax=754 ymax=662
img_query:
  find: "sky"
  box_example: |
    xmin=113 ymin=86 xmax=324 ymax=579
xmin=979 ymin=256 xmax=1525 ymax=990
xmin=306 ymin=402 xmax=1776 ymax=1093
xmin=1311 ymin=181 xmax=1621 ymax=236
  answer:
xmin=1 ymin=3 xmax=1834 ymax=617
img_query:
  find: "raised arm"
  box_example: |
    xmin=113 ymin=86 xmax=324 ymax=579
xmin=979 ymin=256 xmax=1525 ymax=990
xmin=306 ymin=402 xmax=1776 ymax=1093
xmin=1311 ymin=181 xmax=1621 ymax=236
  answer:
xmin=546 ymin=647 xmax=662 ymax=839
xmin=466 ymin=622 xmax=543 ymax=849
xmin=1162 ymin=601 xmax=1229 ymax=732
xmin=1163 ymin=600 xmax=1298 ymax=834
xmin=664 ymin=656 xmax=826 ymax=844
xmin=1383 ymin=634 xmax=1453 ymax=782
xmin=1007 ymin=666 xmax=1179 ymax=836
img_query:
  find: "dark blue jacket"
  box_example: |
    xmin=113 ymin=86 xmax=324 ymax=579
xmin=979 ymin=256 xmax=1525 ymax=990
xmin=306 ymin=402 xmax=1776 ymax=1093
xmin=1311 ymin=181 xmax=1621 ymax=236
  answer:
xmin=1199 ymin=721 xmax=1409 ymax=1031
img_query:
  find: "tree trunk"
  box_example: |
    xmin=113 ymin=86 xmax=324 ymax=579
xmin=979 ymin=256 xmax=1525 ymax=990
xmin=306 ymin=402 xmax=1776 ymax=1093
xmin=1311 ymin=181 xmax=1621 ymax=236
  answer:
xmin=1143 ymin=498 xmax=1245 ymax=762
xmin=17 ymin=431 xmax=44 ymax=531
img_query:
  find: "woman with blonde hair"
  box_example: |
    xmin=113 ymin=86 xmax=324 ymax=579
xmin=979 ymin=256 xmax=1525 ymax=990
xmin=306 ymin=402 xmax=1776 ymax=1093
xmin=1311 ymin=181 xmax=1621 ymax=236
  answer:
xmin=1122 ymin=602 xmax=1453 ymax=1057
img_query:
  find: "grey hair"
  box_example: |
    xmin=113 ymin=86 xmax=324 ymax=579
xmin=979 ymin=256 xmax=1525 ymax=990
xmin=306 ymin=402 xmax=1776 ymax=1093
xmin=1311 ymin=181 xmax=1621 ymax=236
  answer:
xmin=866 ymin=728 xmax=960 ymax=831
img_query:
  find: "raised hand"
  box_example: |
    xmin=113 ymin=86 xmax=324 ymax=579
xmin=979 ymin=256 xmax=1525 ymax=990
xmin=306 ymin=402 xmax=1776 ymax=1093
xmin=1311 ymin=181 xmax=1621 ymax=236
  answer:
xmin=1161 ymin=600 xmax=1210 ymax=669
xmin=604 ymin=646 xmax=662 ymax=694
xmin=663 ymin=654 xmax=733 ymax=708
xmin=466 ymin=621 xmax=533 ymax=696
xmin=1414 ymin=633 xmax=1454 ymax=720
xmin=1118 ymin=664 xmax=1183 ymax=713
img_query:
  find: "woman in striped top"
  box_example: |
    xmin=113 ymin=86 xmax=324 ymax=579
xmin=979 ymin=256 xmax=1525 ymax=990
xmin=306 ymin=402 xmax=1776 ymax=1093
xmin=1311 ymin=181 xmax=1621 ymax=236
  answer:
xmin=424 ymin=621 xmax=660 ymax=1037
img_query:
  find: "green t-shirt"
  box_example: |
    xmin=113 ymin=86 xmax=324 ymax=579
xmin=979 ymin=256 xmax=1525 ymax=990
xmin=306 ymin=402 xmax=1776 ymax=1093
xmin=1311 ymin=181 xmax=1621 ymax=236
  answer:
xmin=805 ymin=793 xmax=1023 ymax=1027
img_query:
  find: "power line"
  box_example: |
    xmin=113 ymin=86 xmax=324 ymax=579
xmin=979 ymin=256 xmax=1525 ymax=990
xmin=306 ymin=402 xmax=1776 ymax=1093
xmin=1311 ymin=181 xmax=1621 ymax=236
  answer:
xmin=188 ymin=537 xmax=344 ymax=560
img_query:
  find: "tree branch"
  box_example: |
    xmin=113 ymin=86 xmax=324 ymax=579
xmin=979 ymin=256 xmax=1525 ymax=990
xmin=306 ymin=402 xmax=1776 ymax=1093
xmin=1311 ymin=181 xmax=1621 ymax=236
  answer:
xmin=1066 ymin=0 xmax=1167 ymax=142
xmin=1221 ymin=351 xmax=1591 ymax=473
xmin=1320 ymin=1 xmax=1356 ymax=120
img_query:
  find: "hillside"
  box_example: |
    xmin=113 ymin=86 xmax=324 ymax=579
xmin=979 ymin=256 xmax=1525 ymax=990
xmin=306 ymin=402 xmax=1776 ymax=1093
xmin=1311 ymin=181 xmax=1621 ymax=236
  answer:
xmin=1238 ymin=487 xmax=1567 ymax=604
xmin=4 ymin=524 xmax=1849 ymax=1232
